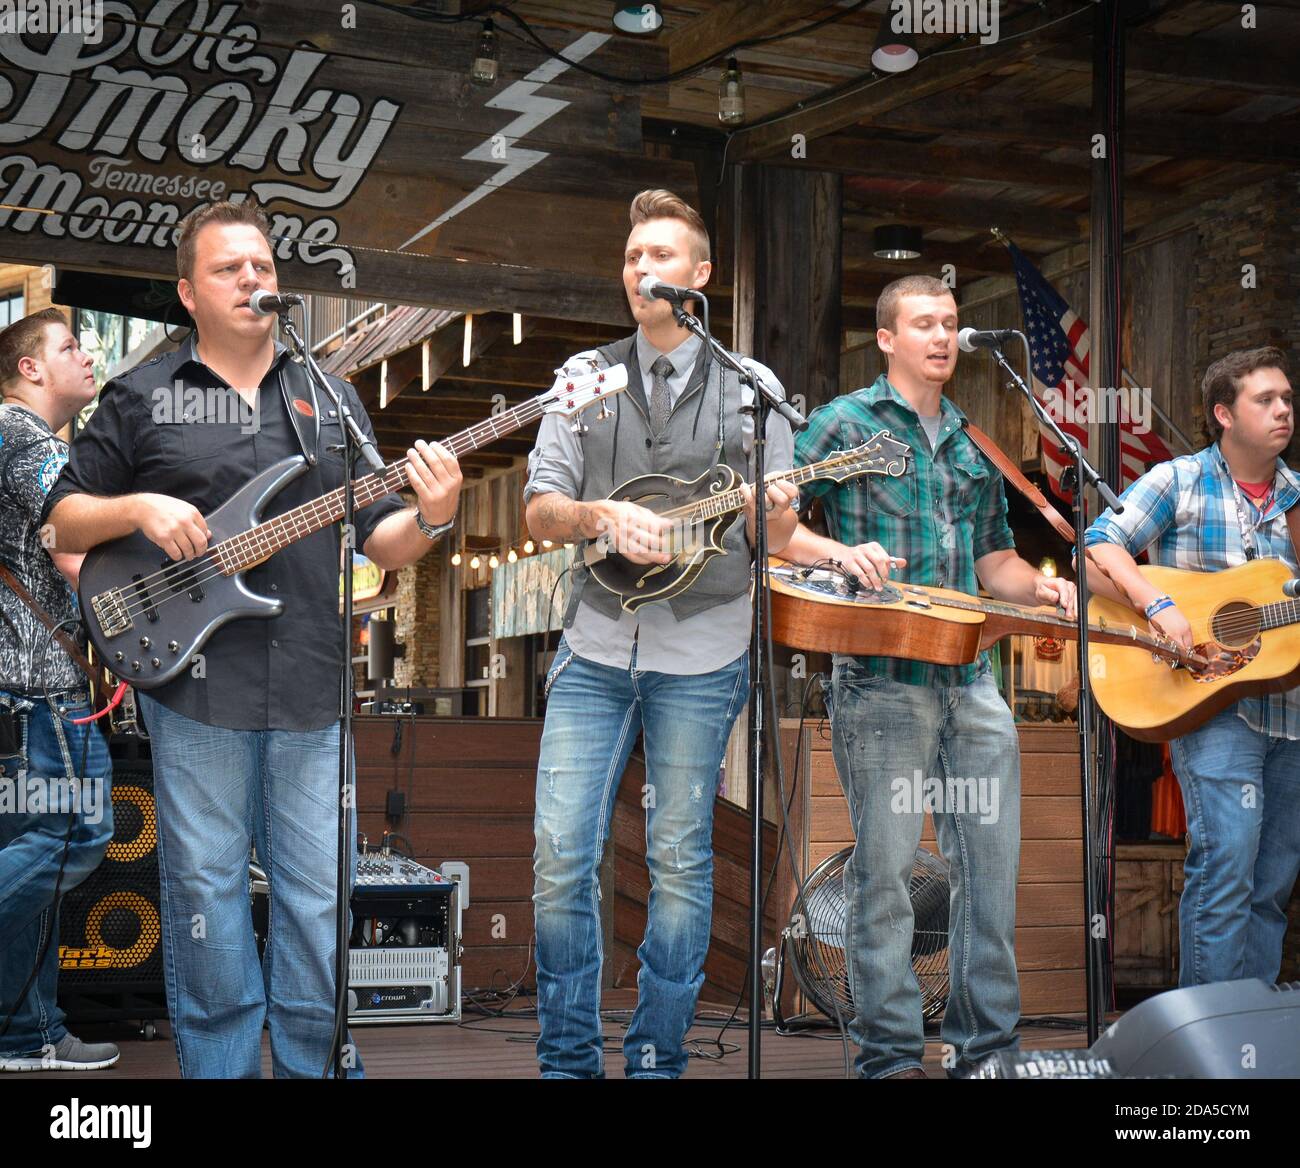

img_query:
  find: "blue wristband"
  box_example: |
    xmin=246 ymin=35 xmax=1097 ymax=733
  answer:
xmin=1144 ymin=596 xmax=1174 ymax=620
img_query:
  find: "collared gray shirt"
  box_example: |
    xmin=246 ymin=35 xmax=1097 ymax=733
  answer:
xmin=525 ymin=329 xmax=795 ymax=674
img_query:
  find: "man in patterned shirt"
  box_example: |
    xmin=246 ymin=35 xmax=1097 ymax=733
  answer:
xmin=783 ymin=275 xmax=1076 ymax=1079
xmin=0 ymin=308 xmax=117 ymax=1071
xmin=1085 ymin=346 xmax=1300 ymax=987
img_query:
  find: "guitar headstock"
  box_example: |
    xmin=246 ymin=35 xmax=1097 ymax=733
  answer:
xmin=541 ymin=363 xmax=630 ymax=418
xmin=817 ymin=430 xmax=911 ymax=482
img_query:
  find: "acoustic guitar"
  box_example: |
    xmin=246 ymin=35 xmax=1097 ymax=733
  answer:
xmin=1087 ymin=558 xmax=1300 ymax=741
xmin=768 ymin=560 xmax=1201 ymax=674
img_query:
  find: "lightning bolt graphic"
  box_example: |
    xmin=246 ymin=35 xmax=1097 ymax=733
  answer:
xmin=398 ymin=31 xmax=611 ymax=252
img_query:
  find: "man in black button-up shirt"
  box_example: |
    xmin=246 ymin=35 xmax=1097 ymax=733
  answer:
xmin=43 ymin=201 xmax=461 ymax=1078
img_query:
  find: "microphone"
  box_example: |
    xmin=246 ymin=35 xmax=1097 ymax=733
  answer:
xmin=957 ymin=326 xmax=1020 ymax=353
xmin=248 ymin=289 xmax=305 ymax=316
xmin=1283 ymin=578 xmax=1300 ymax=599
xmin=638 ymin=276 xmax=705 ymax=305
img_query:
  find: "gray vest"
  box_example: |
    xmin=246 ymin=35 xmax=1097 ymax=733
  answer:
xmin=563 ymin=332 xmax=754 ymax=624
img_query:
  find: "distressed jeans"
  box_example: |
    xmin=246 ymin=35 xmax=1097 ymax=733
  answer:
xmin=1169 ymin=704 xmax=1300 ymax=987
xmin=136 ymin=693 xmax=362 ymax=1079
xmin=825 ymin=660 xmax=1021 ymax=1078
xmin=532 ymin=638 xmax=749 ymax=1079
xmin=0 ymin=693 xmax=113 ymax=1058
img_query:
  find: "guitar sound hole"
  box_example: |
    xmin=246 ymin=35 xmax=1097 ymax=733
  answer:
xmin=1210 ymin=601 xmax=1260 ymax=648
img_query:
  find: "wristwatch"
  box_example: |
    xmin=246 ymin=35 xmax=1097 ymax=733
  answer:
xmin=414 ymin=509 xmax=455 ymax=541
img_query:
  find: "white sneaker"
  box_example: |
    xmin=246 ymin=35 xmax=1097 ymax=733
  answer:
xmin=0 ymin=1033 xmax=120 ymax=1071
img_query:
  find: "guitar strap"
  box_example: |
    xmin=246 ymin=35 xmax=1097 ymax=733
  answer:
xmin=962 ymin=421 xmax=1142 ymax=609
xmin=963 ymin=422 xmax=1076 ymax=543
xmin=0 ymin=562 xmax=101 ymax=691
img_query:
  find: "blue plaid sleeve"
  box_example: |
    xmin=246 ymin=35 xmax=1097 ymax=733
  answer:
xmin=794 ymin=400 xmax=846 ymax=499
xmin=1084 ymin=461 xmax=1178 ymax=557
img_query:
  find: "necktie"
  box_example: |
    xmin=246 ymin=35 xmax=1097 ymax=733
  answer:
xmin=649 ymin=355 xmax=674 ymax=436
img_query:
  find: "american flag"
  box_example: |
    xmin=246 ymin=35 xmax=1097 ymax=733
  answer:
xmin=1008 ymin=241 xmax=1173 ymax=501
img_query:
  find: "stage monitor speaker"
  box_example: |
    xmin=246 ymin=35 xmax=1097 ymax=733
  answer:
xmin=57 ymin=735 xmax=167 ymax=1023
xmin=1089 ymin=979 xmax=1300 ymax=1079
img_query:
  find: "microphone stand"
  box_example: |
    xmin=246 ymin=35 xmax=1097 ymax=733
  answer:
xmin=664 ymin=291 xmax=806 ymax=1079
xmin=984 ymin=331 xmax=1123 ymax=1046
xmin=278 ymin=308 xmax=386 ymax=1079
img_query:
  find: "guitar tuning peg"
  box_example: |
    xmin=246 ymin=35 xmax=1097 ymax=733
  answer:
xmin=595 ymin=399 xmax=613 ymax=422
xmin=570 ymin=419 xmax=589 ymax=436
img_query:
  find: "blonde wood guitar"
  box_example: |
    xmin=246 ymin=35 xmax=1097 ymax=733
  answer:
xmin=1087 ymin=558 xmax=1300 ymax=742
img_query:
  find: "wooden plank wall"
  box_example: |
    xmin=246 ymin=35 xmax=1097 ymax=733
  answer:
xmin=786 ymin=719 xmax=1085 ymax=1016
xmin=356 ymin=716 xmax=539 ymax=991
xmin=0 ymin=262 xmax=55 ymax=317
xmin=356 ymin=715 xmax=782 ymax=1006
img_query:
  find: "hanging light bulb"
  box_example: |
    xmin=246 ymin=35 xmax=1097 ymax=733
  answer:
xmin=470 ymin=555 xmax=481 ymax=570
xmin=451 ymin=551 xmax=462 ymax=566
xmin=718 ymin=57 xmax=744 ymax=126
xmin=489 ymin=553 xmax=499 ymax=569
xmin=507 ymin=548 xmax=518 ymax=563
xmin=541 ymin=539 xmax=553 ymax=549
xmin=470 ymin=19 xmax=499 ymax=87
xmin=523 ymin=540 xmax=535 ymax=554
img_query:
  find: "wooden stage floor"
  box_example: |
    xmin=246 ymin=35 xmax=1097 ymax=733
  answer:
xmin=53 ymin=992 xmax=1093 ymax=1080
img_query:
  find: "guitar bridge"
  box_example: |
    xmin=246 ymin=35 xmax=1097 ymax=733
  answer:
xmin=91 ymin=588 xmax=133 ymax=637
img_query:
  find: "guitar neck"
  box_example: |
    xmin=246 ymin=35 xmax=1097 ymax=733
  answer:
xmin=940 ymin=593 xmax=1201 ymax=666
xmin=215 ymin=399 xmax=550 ymax=572
xmin=672 ymin=461 xmax=854 ymax=523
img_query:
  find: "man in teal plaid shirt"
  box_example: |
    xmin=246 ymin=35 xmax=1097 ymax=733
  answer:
xmin=784 ymin=275 xmax=1076 ymax=1079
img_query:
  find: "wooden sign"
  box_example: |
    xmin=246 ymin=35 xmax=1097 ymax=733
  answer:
xmin=0 ymin=0 xmax=696 ymax=323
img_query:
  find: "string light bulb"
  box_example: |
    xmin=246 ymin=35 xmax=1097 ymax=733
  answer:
xmin=718 ymin=57 xmax=744 ymax=125
xmin=489 ymin=554 xmax=499 ymax=569
xmin=507 ymin=548 xmax=518 ymax=563
xmin=451 ymin=551 xmax=462 ymax=566
xmin=470 ymin=555 xmax=481 ymax=570
xmin=470 ymin=19 xmax=499 ymax=86
xmin=524 ymin=540 xmax=535 ymax=554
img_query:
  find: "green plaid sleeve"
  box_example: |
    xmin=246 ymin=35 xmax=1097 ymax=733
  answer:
xmin=972 ymin=471 xmax=1016 ymax=559
xmin=793 ymin=400 xmax=845 ymax=499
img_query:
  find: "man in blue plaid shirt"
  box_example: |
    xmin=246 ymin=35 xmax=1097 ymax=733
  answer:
xmin=1085 ymin=346 xmax=1300 ymax=988
xmin=783 ymin=275 xmax=1076 ymax=1079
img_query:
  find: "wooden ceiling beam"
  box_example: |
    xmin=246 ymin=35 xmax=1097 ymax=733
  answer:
xmin=666 ymin=1 xmax=833 ymax=75
xmin=843 ymin=190 xmax=1084 ymax=243
xmin=871 ymin=94 xmax=1300 ymax=165
xmin=1042 ymin=32 xmax=1300 ymax=96
xmin=727 ymin=7 xmax=1087 ymax=161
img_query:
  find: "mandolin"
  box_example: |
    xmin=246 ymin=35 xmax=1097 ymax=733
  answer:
xmin=80 ymin=366 xmax=629 ymax=688
xmin=582 ymin=432 xmax=911 ymax=613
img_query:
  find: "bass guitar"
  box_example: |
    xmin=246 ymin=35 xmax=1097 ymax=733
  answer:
xmin=582 ymin=432 xmax=911 ymax=613
xmin=80 ymin=366 xmax=628 ymax=687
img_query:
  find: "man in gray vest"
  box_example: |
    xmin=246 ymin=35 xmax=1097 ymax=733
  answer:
xmin=524 ymin=189 xmax=798 ymax=1078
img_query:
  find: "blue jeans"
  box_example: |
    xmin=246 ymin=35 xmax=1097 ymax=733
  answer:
xmin=136 ymin=693 xmax=362 ymax=1079
xmin=825 ymin=661 xmax=1021 ymax=1078
xmin=532 ymin=639 xmax=749 ymax=1079
xmin=1169 ymin=705 xmax=1300 ymax=987
xmin=0 ymin=693 xmax=113 ymax=1057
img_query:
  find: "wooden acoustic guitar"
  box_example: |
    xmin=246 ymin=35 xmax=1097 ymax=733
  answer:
xmin=1087 ymin=558 xmax=1300 ymax=741
xmin=768 ymin=559 xmax=1202 ymax=675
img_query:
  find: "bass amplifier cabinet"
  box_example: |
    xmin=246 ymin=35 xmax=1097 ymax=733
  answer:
xmin=57 ymin=734 xmax=167 ymax=1025
xmin=346 ymin=850 xmax=465 ymax=1024
xmin=1089 ymin=979 xmax=1300 ymax=1079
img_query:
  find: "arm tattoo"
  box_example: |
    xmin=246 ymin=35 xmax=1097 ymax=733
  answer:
xmin=533 ymin=494 xmax=597 ymax=541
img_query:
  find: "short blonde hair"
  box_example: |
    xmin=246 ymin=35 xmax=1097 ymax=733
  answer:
xmin=876 ymin=275 xmax=954 ymax=333
xmin=629 ymin=189 xmax=710 ymax=263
